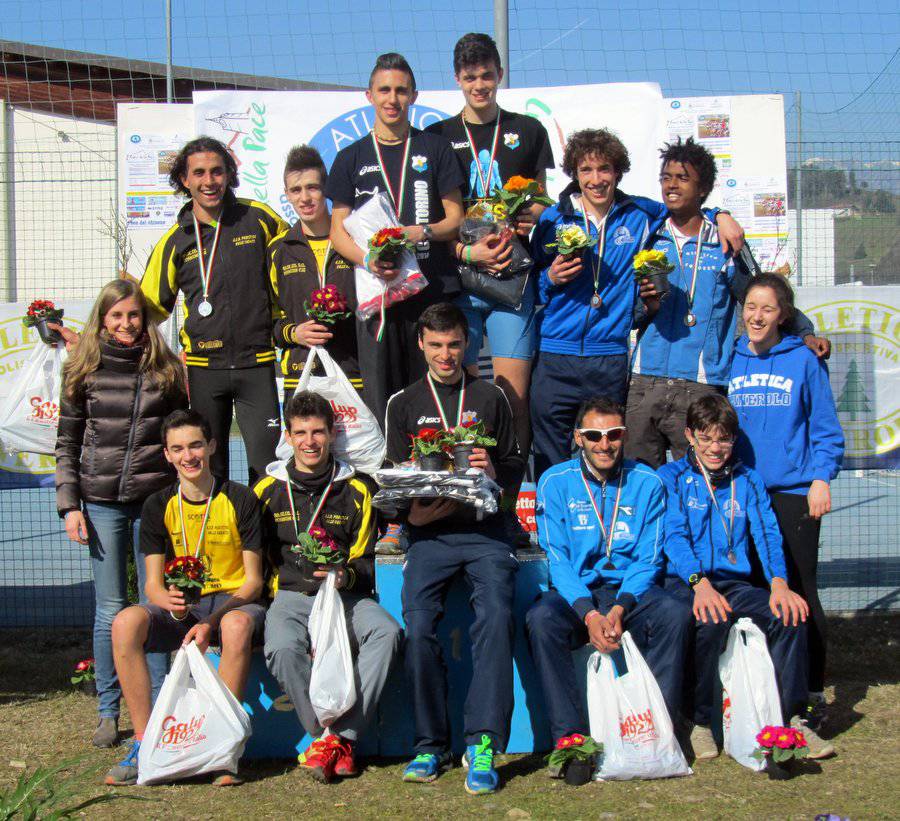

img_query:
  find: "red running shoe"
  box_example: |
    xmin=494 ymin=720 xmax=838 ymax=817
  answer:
xmin=333 ymin=738 xmax=357 ymax=777
xmin=299 ymin=736 xmax=341 ymax=783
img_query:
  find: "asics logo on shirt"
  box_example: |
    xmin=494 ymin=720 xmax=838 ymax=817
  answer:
xmin=359 ymin=165 xmax=381 ymax=176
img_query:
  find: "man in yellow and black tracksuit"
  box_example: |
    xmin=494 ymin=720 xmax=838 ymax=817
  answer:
xmin=141 ymin=137 xmax=289 ymax=484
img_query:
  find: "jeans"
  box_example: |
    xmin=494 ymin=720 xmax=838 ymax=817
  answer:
xmin=85 ymin=501 xmax=167 ymax=719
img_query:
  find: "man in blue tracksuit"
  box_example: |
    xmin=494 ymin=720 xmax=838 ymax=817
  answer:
xmin=529 ymin=129 xmax=746 ymax=478
xmin=627 ymin=137 xmax=827 ymax=468
xmin=657 ymin=394 xmax=831 ymax=760
xmin=526 ymin=396 xmax=691 ymax=763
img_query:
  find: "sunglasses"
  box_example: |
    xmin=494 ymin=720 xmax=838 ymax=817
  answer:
xmin=577 ymin=426 xmax=626 ymax=443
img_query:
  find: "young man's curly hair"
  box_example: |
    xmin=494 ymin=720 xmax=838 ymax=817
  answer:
xmin=659 ymin=136 xmax=717 ymax=203
xmin=168 ymin=137 xmax=238 ymax=197
xmin=562 ymin=129 xmax=631 ymax=181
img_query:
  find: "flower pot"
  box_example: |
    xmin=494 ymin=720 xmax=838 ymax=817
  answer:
xmin=78 ymin=679 xmax=97 ymax=697
xmin=33 ymin=318 xmax=63 ymax=345
xmin=563 ymin=758 xmax=594 ymax=786
xmin=418 ymin=453 xmax=447 ymax=471
xmin=182 ymin=586 xmax=202 ymax=607
xmin=643 ymin=270 xmax=670 ymax=299
xmin=451 ymin=441 xmax=475 ymax=471
xmin=764 ymin=757 xmax=795 ymax=780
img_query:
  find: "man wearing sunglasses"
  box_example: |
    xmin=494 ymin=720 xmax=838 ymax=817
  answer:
xmin=526 ymin=396 xmax=690 ymax=774
xmin=658 ymin=394 xmax=832 ymax=760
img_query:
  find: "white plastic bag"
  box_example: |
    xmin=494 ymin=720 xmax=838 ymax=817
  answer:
xmin=137 ymin=642 xmax=251 ymax=785
xmin=277 ymin=346 xmax=386 ymax=475
xmin=308 ymin=570 xmax=356 ymax=726
xmin=718 ymin=617 xmax=782 ymax=771
xmin=0 ymin=341 xmax=66 ymax=455
xmin=587 ymin=632 xmax=692 ymax=781
xmin=342 ymin=191 xmax=428 ymax=319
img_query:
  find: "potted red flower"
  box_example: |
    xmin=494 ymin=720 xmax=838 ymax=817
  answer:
xmin=367 ymin=227 xmax=413 ymax=267
xmin=410 ymin=427 xmax=450 ymax=471
xmin=546 ymin=733 xmax=602 ymax=785
xmin=447 ymin=420 xmax=497 ymax=471
xmin=752 ymin=725 xmax=810 ymax=780
xmin=290 ymin=524 xmax=344 ymax=566
xmin=163 ymin=555 xmax=208 ymax=608
xmin=23 ymin=299 xmax=65 ymax=344
xmin=304 ymin=284 xmax=352 ymax=325
xmin=70 ymin=657 xmax=96 ymax=696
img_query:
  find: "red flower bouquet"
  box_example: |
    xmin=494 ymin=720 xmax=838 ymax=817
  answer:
xmin=367 ymin=227 xmax=413 ymax=265
xmin=752 ymin=725 xmax=809 ymax=779
xmin=291 ymin=524 xmax=344 ymax=565
xmin=23 ymin=298 xmax=64 ymax=344
xmin=164 ymin=555 xmax=209 ymax=606
xmin=304 ymin=284 xmax=352 ymax=325
xmin=409 ymin=427 xmax=450 ymax=458
xmin=545 ymin=733 xmax=602 ymax=786
xmin=70 ymin=657 xmax=95 ymax=685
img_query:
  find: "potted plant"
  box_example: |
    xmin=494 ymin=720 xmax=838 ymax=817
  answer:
xmin=632 ymin=249 xmax=674 ymax=300
xmin=546 ymin=223 xmax=598 ymax=258
xmin=70 ymin=657 xmax=96 ymax=696
xmin=304 ymin=284 xmax=352 ymax=325
xmin=290 ymin=524 xmax=344 ymax=567
xmin=367 ymin=227 xmax=414 ymax=267
xmin=447 ymin=420 xmax=497 ymax=471
xmin=546 ymin=733 xmax=601 ymax=786
xmin=410 ymin=427 xmax=450 ymax=471
xmin=751 ymin=725 xmax=810 ymax=780
xmin=23 ymin=299 xmax=65 ymax=344
xmin=163 ymin=555 xmax=209 ymax=608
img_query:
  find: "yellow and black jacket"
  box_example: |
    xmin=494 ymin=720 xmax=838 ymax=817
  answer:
xmin=253 ymin=457 xmax=376 ymax=596
xmin=267 ymin=223 xmax=361 ymax=391
xmin=139 ymin=478 xmax=262 ymax=597
xmin=141 ymin=191 xmax=288 ymax=369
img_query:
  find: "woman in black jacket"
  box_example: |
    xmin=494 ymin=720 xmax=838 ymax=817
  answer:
xmin=55 ymin=279 xmax=187 ymax=748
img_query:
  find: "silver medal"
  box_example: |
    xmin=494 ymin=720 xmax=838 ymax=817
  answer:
xmin=591 ymin=292 xmax=602 ymax=309
xmin=684 ymin=312 xmax=697 ymax=327
xmin=197 ymin=299 xmax=213 ymax=317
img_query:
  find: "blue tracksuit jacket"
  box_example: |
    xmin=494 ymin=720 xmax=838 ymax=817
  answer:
xmin=537 ymin=456 xmax=665 ymax=618
xmin=658 ymin=454 xmax=788 ymax=584
xmin=729 ymin=335 xmax=844 ymax=494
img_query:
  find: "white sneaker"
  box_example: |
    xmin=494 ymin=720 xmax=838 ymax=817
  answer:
xmin=690 ymin=723 xmax=719 ymax=761
xmin=791 ymin=715 xmax=835 ymax=759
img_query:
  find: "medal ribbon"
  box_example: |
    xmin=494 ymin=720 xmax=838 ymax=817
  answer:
xmin=426 ymin=372 xmax=466 ymax=431
xmin=580 ymin=466 xmax=623 ymax=562
xmin=696 ymin=461 xmax=736 ymax=550
xmin=284 ymin=464 xmax=337 ymax=543
xmin=178 ymin=479 xmax=216 ymax=559
xmin=192 ymin=214 xmax=223 ymax=303
xmin=667 ymin=219 xmax=706 ymax=315
xmin=460 ymin=111 xmax=502 ymax=200
xmin=370 ymin=131 xmax=412 ymax=220
xmin=577 ymin=198 xmax=608 ymax=302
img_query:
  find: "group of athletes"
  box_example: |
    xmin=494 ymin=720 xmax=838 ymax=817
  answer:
xmin=54 ymin=33 xmax=845 ymax=794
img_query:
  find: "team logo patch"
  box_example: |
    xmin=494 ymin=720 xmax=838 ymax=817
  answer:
xmin=613 ymin=226 xmax=635 ymax=246
xmin=411 ymin=155 xmax=428 ymax=172
xmin=503 ymin=132 xmax=520 ymax=149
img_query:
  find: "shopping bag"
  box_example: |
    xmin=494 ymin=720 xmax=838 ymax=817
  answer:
xmin=587 ymin=633 xmax=692 ymax=781
xmin=718 ymin=617 xmax=782 ymax=771
xmin=276 ymin=346 xmax=386 ymax=475
xmin=137 ymin=642 xmax=251 ymax=785
xmin=342 ymin=192 xmax=428 ymax=320
xmin=308 ymin=570 xmax=356 ymax=726
xmin=0 ymin=341 xmax=66 ymax=455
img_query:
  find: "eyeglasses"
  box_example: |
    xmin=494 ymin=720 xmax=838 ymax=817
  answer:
xmin=695 ymin=434 xmax=736 ymax=447
xmin=577 ymin=426 xmax=626 ymax=443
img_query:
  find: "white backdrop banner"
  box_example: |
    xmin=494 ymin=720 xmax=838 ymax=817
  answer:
xmin=796 ymin=286 xmax=900 ymax=469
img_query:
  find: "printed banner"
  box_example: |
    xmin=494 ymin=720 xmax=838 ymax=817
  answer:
xmin=796 ymin=286 xmax=900 ymax=469
xmin=0 ymin=301 xmax=92 ymax=488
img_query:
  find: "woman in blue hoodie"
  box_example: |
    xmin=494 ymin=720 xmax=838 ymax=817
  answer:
xmin=728 ymin=274 xmax=843 ymax=730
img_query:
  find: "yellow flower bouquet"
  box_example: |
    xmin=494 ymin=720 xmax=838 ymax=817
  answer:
xmin=546 ymin=223 xmax=598 ymax=257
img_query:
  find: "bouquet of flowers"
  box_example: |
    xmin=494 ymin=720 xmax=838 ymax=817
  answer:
xmin=751 ymin=725 xmax=809 ymax=764
xmin=632 ymin=249 xmax=673 ymax=298
xmin=23 ymin=299 xmax=64 ymax=344
xmin=491 ymin=175 xmax=554 ymax=220
xmin=290 ymin=524 xmax=344 ymax=566
xmin=409 ymin=427 xmax=450 ymax=459
xmin=546 ymin=223 xmax=597 ymax=257
xmin=447 ymin=420 xmax=497 ymax=447
xmin=367 ymin=227 xmax=414 ymax=266
xmin=164 ymin=555 xmax=209 ymax=606
xmin=545 ymin=733 xmax=602 ymax=785
xmin=304 ymin=284 xmax=352 ymax=324
xmin=70 ymin=657 xmax=95 ymax=685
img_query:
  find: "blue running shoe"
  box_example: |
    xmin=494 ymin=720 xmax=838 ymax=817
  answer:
xmin=104 ymin=740 xmax=140 ymax=786
xmin=402 ymin=752 xmax=449 ymax=783
xmin=462 ymin=735 xmax=499 ymax=795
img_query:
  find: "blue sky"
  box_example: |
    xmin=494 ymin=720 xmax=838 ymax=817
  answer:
xmin=3 ymin=0 xmax=898 ymax=146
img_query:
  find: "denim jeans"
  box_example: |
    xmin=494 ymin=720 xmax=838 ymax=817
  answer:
xmin=85 ymin=501 xmax=167 ymax=719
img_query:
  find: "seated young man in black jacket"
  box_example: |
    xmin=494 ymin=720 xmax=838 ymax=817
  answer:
xmin=255 ymin=392 xmax=401 ymax=784
xmin=385 ymin=302 xmax=524 ymax=795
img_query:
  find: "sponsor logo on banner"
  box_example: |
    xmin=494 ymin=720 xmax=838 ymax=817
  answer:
xmin=516 ymin=483 xmax=536 ymax=532
xmin=619 ymin=708 xmax=658 ymax=744
xmin=158 ymin=713 xmax=208 ymax=750
xmin=801 ymin=294 xmax=900 ymax=468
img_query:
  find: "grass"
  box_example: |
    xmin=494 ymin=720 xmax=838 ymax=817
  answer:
xmin=834 ymin=214 xmax=900 ymax=282
xmin=1 ymin=615 xmax=898 ymax=820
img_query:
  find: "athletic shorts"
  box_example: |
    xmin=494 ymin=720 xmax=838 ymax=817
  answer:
xmin=455 ymin=284 xmax=537 ymax=366
xmin=141 ymin=592 xmax=266 ymax=652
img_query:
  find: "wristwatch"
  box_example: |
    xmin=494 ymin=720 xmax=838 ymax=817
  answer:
xmin=688 ymin=572 xmax=706 ymax=588
xmin=421 ymin=224 xmax=434 ymax=241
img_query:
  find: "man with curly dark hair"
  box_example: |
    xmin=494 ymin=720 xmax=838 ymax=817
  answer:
xmin=529 ymin=129 xmax=746 ymax=477
xmin=141 ymin=137 xmax=289 ymax=484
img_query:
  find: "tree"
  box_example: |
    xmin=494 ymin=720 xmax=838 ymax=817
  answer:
xmin=836 ymin=360 xmax=871 ymax=420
